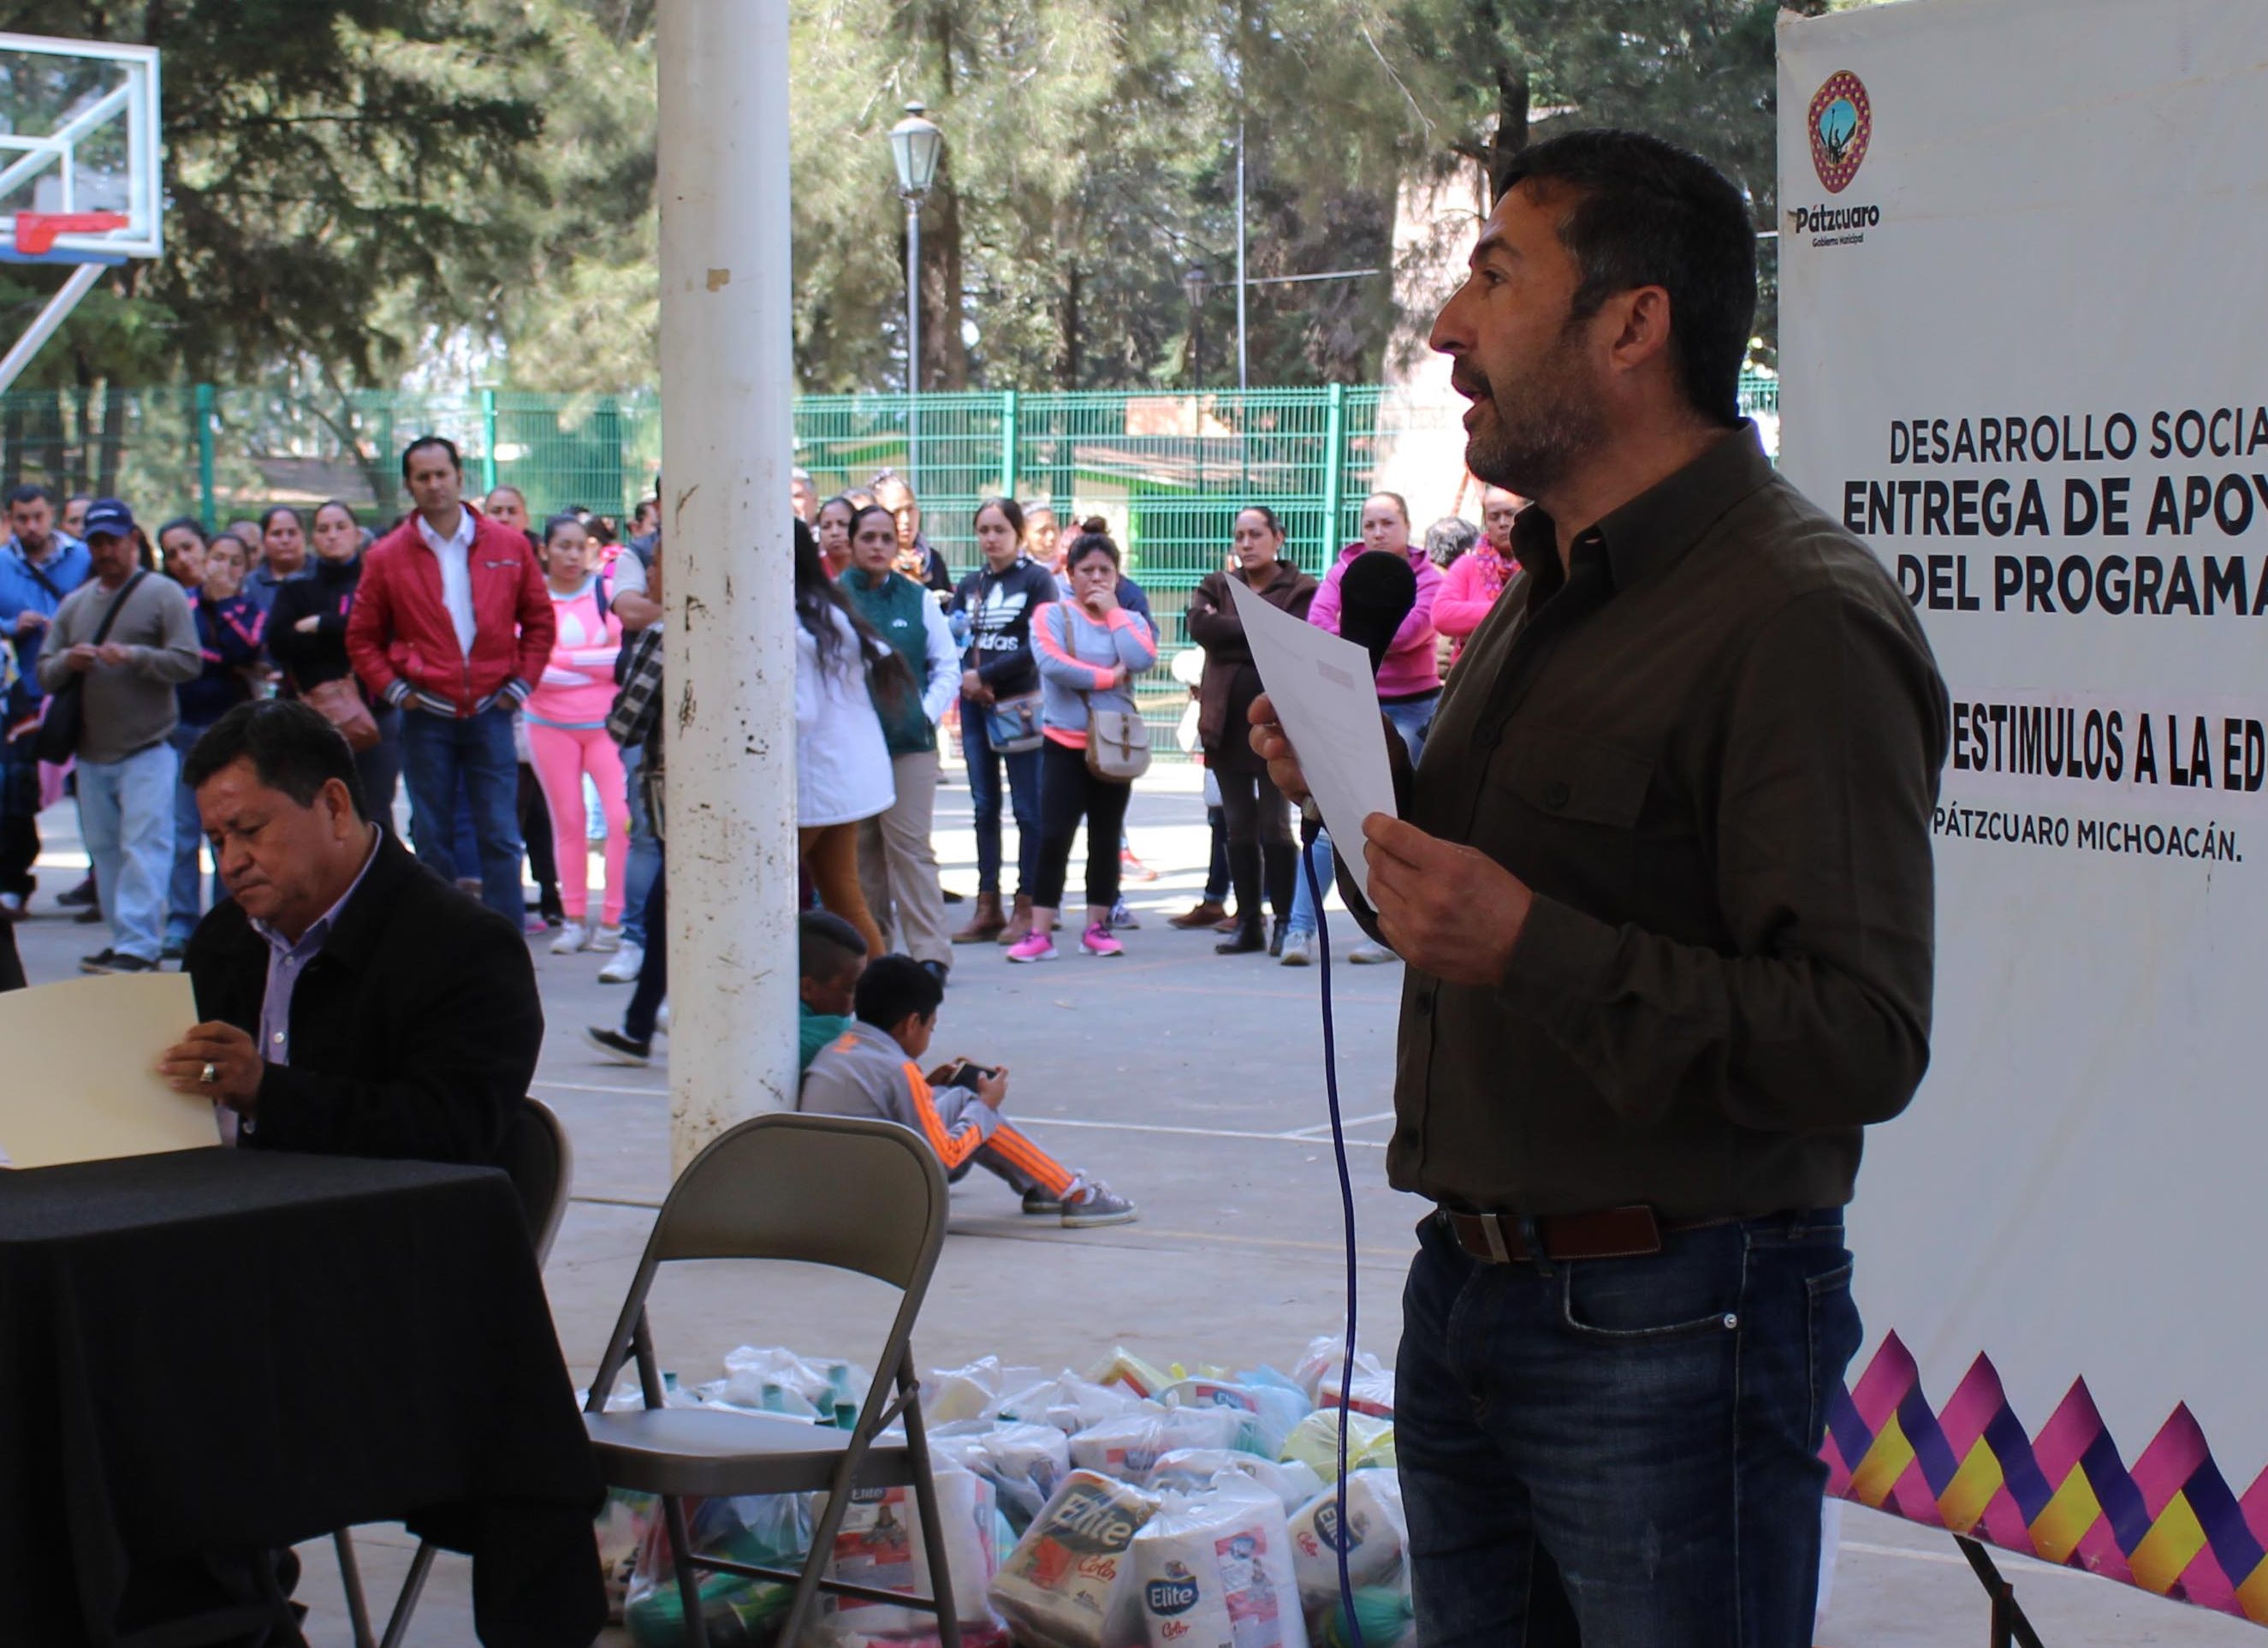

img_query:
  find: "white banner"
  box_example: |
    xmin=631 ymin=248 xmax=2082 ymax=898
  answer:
xmin=1778 ymin=0 xmax=2268 ymax=1619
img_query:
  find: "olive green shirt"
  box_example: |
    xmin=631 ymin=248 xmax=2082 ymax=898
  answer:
xmin=1371 ymin=424 xmax=1948 ymax=1220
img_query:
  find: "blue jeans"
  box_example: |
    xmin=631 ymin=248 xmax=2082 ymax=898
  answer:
xmin=960 ymin=699 xmax=1042 ymax=898
xmin=400 ymin=705 xmax=525 ymax=927
xmin=356 ymin=705 xmax=403 ymax=843
xmin=167 ymin=722 xmax=224 ymax=944
xmin=1382 ymin=690 xmax=1440 ymax=767
xmin=1283 ymin=830 xmax=1336 ymax=940
xmin=78 ymin=739 xmax=178 ymax=964
xmin=1286 ymin=694 xmax=1440 ymax=941
xmin=624 ymin=867 xmax=667 ymax=1043
xmin=1396 ymin=1209 xmax=1860 ymax=1645
xmin=619 ymin=741 xmax=663 ymax=950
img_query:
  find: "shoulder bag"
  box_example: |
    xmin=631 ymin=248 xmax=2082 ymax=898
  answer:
xmin=1085 ymin=701 xmax=1152 ymax=782
xmin=1066 ymin=607 xmax=1152 ymax=782
xmin=985 ymin=690 xmax=1044 ymax=754
xmin=34 ymin=572 xmax=145 ymax=765
xmin=973 ymin=574 xmax=1046 ymax=753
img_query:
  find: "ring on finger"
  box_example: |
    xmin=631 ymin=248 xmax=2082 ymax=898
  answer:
xmin=199 ymin=1062 xmax=217 ymax=1086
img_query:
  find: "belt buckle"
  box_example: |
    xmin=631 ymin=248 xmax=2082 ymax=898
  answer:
xmin=1479 ymin=1214 xmax=1512 ymax=1264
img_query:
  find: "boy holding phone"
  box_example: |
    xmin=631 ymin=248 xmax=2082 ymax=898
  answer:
xmin=799 ymin=954 xmax=1137 ymax=1228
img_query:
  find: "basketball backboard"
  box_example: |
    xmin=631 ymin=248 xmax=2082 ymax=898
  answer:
xmin=0 ymin=33 xmax=160 ymax=265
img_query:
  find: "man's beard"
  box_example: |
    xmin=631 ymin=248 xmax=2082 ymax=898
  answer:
xmin=1461 ymin=323 xmax=1607 ymax=499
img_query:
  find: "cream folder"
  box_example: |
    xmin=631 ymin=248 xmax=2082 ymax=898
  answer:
xmin=0 ymin=973 xmax=223 ymax=1169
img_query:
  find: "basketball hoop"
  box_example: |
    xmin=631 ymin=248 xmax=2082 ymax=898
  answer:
xmin=11 ymin=211 xmax=128 ymax=259
xmin=0 ymin=33 xmax=161 ymax=393
xmin=0 ymin=35 xmax=160 ymax=265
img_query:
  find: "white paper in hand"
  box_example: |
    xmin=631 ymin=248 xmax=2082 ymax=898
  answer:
xmin=1227 ymin=575 xmax=1398 ymax=901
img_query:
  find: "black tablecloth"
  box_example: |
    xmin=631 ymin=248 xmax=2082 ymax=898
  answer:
xmin=0 ymin=1149 xmax=605 ymax=1646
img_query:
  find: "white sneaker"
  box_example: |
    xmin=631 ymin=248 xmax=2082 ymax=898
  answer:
xmin=655 ymin=1002 xmax=670 ymax=1038
xmin=590 ymin=923 xmax=624 ymax=953
xmin=549 ymin=920 xmax=591 ymax=955
xmin=1349 ymin=940 xmax=1398 ymax=965
xmin=598 ymin=942 xmax=644 ymax=984
xmin=1279 ymin=932 xmax=1315 ymax=967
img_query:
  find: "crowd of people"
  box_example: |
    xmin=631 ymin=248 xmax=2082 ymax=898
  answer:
xmin=0 ymin=444 xmax=1527 ymax=997
xmin=0 ymin=449 xmax=671 ymax=988
xmin=0 ymin=444 xmax=1525 ymax=1126
xmin=0 ymin=434 xmax=1530 ymax=1255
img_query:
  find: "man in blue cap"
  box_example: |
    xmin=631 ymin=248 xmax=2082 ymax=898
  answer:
xmin=35 ymin=498 xmax=200 ymax=973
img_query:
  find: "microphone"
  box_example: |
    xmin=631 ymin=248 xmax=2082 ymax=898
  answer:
xmin=1301 ymin=550 xmax=1420 ymax=845
xmin=1336 ymin=550 xmax=1418 ymax=676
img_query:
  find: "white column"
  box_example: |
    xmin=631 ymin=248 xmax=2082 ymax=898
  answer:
xmin=656 ymin=0 xmax=799 ymax=1173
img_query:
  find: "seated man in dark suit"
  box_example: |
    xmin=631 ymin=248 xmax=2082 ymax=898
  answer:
xmin=159 ymin=699 xmax=540 ymax=1162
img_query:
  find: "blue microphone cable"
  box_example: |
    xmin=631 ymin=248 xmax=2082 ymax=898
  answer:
xmin=1302 ymin=824 xmax=1369 ymax=1648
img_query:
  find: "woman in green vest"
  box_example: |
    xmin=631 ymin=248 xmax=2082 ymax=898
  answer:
xmin=840 ymin=503 xmax=961 ymax=980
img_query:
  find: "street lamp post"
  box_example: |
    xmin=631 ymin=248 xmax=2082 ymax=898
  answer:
xmin=1184 ymin=265 xmax=1213 ymax=489
xmin=1184 ymin=264 xmax=1212 ymax=390
xmin=889 ymin=102 xmax=943 ymax=494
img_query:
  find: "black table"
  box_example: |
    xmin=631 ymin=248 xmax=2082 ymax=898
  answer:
xmin=0 ymin=1148 xmax=606 ymax=1647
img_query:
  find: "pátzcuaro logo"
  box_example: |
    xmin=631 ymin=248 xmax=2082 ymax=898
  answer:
xmin=1792 ymin=69 xmax=1879 ymax=247
xmin=1809 ymin=70 xmax=1871 ymax=192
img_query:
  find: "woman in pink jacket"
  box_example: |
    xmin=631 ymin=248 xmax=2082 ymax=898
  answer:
xmin=1309 ymin=491 xmax=1445 ymax=757
xmin=525 ymin=514 xmax=630 ymax=955
xmin=1292 ymin=492 xmax=1442 ymax=967
xmin=1432 ymin=485 xmax=1525 ymax=664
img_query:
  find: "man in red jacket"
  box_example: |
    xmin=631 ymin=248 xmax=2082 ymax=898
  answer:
xmin=347 ymin=436 xmax=555 ymax=927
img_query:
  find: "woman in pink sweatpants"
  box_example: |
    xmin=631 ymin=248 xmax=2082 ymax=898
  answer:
xmin=525 ymin=514 xmax=630 ymax=956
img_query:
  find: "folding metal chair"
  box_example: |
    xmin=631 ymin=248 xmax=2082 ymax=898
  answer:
xmin=582 ymin=1111 xmax=960 ymax=1648
xmin=333 ymin=1097 xmax=575 ymax=1648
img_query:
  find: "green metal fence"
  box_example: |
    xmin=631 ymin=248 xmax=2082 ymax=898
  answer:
xmin=0 ymin=375 xmax=1778 ymax=747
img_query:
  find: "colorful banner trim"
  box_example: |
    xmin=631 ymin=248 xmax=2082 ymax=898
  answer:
xmin=1826 ymin=1334 xmax=2268 ymax=1621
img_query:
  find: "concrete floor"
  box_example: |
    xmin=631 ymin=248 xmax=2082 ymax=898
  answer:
xmin=9 ymin=768 xmax=2257 ymax=1646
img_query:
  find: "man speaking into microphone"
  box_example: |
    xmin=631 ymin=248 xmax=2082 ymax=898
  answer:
xmin=1253 ymin=130 xmax=1947 ymax=1645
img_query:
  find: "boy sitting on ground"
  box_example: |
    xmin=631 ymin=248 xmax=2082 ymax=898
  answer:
xmin=799 ymin=955 xmax=1137 ymax=1228
xmin=799 ymin=911 xmax=868 ymax=1073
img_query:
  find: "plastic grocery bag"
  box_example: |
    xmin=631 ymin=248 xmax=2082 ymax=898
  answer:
xmin=932 ymin=1419 xmax=1073 ymax=1533
xmin=703 ymin=1347 xmax=870 ymax=1426
xmin=811 ymin=1469 xmax=1009 ymax=1645
xmin=581 ymin=1371 xmax=702 ymax=1412
xmin=1087 ymin=1347 xmax=1176 ymax=1401
xmin=1287 ymin=1473 xmax=1405 ymax=1624
xmin=989 ymin=1470 xmax=1163 ymax=1648
xmin=1070 ymin=1408 xmax=1247 ymax=1484
xmin=1131 ymin=1480 xmax=1309 ymax=1648
xmin=1276 ymin=1413 xmax=1395 ymax=1480
xmin=1287 ymin=1341 xmax=1393 ymax=1416
xmin=997 ymin=1371 xmax=1153 ymax=1437
xmin=598 ymin=1489 xmax=661 ymax=1623
xmin=1311 ymin=1368 xmax=1394 ymax=1421
xmin=925 ymin=1356 xmax=1042 ymax=1424
xmin=1147 ymin=1450 xmax=1325 ymax=1518
xmin=624 ymin=1493 xmax=816 ymax=1647
xmin=1317 ymin=1585 xmax=1414 ymax=1648
xmin=1161 ymin=1379 xmax=1309 ymax=1459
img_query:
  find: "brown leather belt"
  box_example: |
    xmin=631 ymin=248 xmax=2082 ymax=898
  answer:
xmin=1441 ymin=1205 xmax=1737 ymax=1264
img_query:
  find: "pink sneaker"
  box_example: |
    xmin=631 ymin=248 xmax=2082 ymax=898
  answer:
xmin=1080 ymin=923 xmax=1125 ymax=957
xmin=1006 ymin=931 xmax=1056 ymax=963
